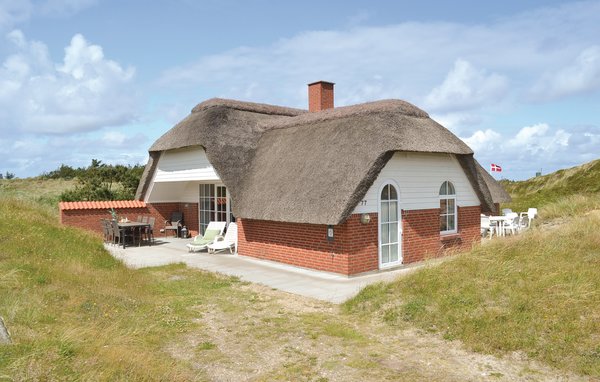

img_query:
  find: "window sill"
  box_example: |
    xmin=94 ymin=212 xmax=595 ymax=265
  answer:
xmin=440 ymin=232 xmax=460 ymax=241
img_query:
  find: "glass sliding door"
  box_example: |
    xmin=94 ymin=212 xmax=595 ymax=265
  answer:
xmin=198 ymin=184 xmax=233 ymax=235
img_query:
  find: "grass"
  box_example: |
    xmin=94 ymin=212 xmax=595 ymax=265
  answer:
xmin=3 ymin=160 xmax=600 ymax=379
xmin=501 ymin=158 xmax=600 ymax=212
xmin=0 ymin=196 xmax=399 ymax=381
xmin=345 ymin=198 xmax=600 ymax=376
xmin=0 ymin=178 xmax=76 ymax=217
xmin=0 ymin=198 xmax=243 ymax=380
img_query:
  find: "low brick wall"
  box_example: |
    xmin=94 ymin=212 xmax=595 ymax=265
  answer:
xmin=59 ymin=202 xmax=200 ymax=237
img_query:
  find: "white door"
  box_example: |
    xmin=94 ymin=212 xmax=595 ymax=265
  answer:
xmin=379 ymin=183 xmax=401 ymax=267
xmin=198 ymin=184 xmax=233 ymax=234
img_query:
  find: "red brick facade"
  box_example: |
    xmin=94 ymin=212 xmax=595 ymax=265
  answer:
xmin=237 ymin=214 xmax=379 ymax=275
xmin=60 ymin=202 xmax=199 ymax=237
xmin=61 ymin=200 xmax=481 ymax=276
xmin=238 ymin=205 xmax=481 ymax=275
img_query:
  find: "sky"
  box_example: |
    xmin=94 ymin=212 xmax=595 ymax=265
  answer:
xmin=1 ymin=0 xmax=599 ymax=180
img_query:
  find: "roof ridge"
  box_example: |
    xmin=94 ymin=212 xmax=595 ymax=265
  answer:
xmin=191 ymin=98 xmax=306 ymax=117
xmin=257 ymin=99 xmax=429 ymax=132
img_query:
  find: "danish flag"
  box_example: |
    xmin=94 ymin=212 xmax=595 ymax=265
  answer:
xmin=491 ymin=163 xmax=502 ymax=172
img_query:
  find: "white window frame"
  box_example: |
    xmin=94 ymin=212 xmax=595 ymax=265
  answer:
xmin=378 ymin=180 xmax=402 ymax=268
xmin=198 ymin=184 xmax=233 ymax=235
xmin=439 ymin=181 xmax=457 ymax=235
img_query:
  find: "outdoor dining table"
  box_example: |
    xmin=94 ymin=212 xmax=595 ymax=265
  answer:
xmin=117 ymin=221 xmax=151 ymax=247
xmin=488 ymin=216 xmax=508 ymax=237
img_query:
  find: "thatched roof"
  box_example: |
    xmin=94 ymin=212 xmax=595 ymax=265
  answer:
xmin=135 ymin=98 xmax=305 ymax=201
xmin=137 ymin=97 xmax=508 ymax=223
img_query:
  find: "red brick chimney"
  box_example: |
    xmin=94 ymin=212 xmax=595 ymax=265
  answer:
xmin=308 ymin=81 xmax=334 ymax=112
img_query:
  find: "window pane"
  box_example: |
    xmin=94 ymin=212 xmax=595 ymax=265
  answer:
xmin=390 ymin=244 xmax=399 ymax=262
xmin=447 ymin=198 xmax=455 ymax=213
xmin=381 ymin=224 xmax=389 ymax=244
xmin=389 ymin=185 xmax=397 ymax=200
xmin=380 ymin=185 xmax=388 ymax=201
xmin=448 ymin=215 xmax=455 ymax=231
xmin=389 ymin=222 xmax=398 ymax=244
xmin=440 ymin=215 xmax=447 ymax=231
xmin=440 ymin=199 xmax=447 ymax=212
xmin=447 ymin=182 xmax=455 ymax=195
xmin=382 ymin=245 xmax=390 ymax=263
xmin=439 ymin=181 xmax=447 ymax=196
xmin=389 ymin=201 xmax=397 ymax=221
xmin=381 ymin=202 xmax=389 ymax=222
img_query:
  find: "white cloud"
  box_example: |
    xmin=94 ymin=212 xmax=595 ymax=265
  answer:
xmin=0 ymin=31 xmax=136 ymax=134
xmin=158 ymin=1 xmax=600 ymax=112
xmin=0 ymin=131 xmax=149 ymax=177
xmin=425 ymin=59 xmax=508 ymax=112
xmin=463 ymin=123 xmax=592 ymax=179
xmin=530 ymin=46 xmax=600 ymax=100
xmin=463 ymin=129 xmax=502 ymax=152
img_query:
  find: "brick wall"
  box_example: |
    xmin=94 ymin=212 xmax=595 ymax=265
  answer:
xmin=237 ymin=217 xmax=350 ymax=274
xmin=401 ymin=208 xmax=441 ymax=263
xmin=402 ymin=205 xmax=481 ymax=263
xmin=60 ymin=202 xmax=199 ymax=237
xmin=239 ymin=206 xmax=481 ymax=276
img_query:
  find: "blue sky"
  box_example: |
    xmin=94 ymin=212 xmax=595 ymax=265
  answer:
xmin=1 ymin=0 xmax=599 ymax=180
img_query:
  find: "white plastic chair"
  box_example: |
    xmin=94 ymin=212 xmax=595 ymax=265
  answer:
xmin=186 ymin=221 xmax=226 ymax=252
xmin=502 ymin=213 xmax=520 ymax=235
xmin=480 ymin=214 xmax=494 ymax=238
xmin=207 ymin=222 xmax=238 ymax=254
xmin=502 ymin=208 xmax=513 ymax=216
xmin=519 ymin=208 xmax=538 ymax=229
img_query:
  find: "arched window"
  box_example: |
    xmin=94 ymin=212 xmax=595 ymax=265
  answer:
xmin=439 ymin=181 xmax=457 ymax=234
xmin=380 ymin=183 xmax=400 ymax=265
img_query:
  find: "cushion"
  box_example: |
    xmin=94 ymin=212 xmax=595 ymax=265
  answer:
xmin=202 ymin=229 xmax=220 ymax=241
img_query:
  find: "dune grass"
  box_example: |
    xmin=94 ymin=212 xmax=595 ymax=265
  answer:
xmin=344 ymin=208 xmax=600 ymax=376
xmin=0 ymin=197 xmax=242 ymax=380
xmin=501 ymin=158 xmax=600 ymax=212
xmin=0 ymin=178 xmax=76 ymax=217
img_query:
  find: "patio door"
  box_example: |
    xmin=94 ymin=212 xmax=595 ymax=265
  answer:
xmin=198 ymin=184 xmax=234 ymax=235
xmin=379 ymin=183 xmax=401 ymax=267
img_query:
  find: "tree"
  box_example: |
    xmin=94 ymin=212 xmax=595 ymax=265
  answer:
xmin=58 ymin=160 xmax=144 ymax=201
xmin=5 ymin=172 xmax=15 ymax=179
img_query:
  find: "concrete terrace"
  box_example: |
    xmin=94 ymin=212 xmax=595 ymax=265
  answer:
xmin=105 ymin=237 xmax=428 ymax=304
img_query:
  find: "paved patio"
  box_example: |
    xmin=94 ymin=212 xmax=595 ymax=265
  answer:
xmin=105 ymin=237 xmax=429 ymax=303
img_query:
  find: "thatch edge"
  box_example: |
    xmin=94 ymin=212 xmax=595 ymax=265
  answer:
xmin=337 ymin=151 xmax=395 ymax=224
xmin=135 ymin=152 xmax=160 ymax=201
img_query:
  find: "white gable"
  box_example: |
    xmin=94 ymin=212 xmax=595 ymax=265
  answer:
xmin=153 ymin=146 xmax=220 ymax=183
xmin=145 ymin=146 xmax=222 ymax=203
xmin=353 ymin=152 xmax=479 ymax=214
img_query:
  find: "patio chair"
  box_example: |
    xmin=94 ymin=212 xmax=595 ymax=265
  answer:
xmin=186 ymin=221 xmax=226 ymax=252
xmin=143 ymin=217 xmax=155 ymax=245
xmin=519 ymin=208 xmax=538 ymax=228
xmin=100 ymin=219 xmax=111 ymax=243
xmin=480 ymin=214 xmax=494 ymax=238
xmin=502 ymin=213 xmax=520 ymax=235
xmin=164 ymin=212 xmax=183 ymax=237
xmin=502 ymin=208 xmax=513 ymax=216
xmin=111 ymin=220 xmax=133 ymax=248
xmin=207 ymin=222 xmax=238 ymax=254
